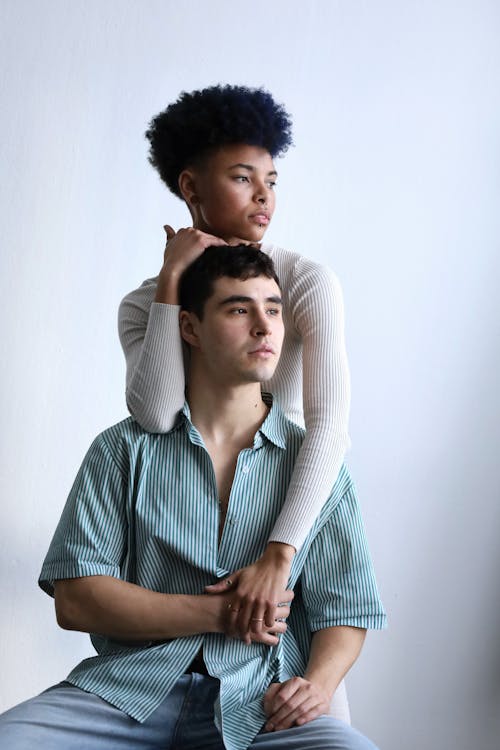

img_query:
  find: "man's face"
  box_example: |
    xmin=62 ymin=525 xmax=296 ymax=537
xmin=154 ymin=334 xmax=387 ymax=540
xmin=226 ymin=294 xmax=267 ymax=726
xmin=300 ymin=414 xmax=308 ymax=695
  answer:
xmin=190 ymin=144 xmax=277 ymax=244
xmin=187 ymin=274 xmax=284 ymax=386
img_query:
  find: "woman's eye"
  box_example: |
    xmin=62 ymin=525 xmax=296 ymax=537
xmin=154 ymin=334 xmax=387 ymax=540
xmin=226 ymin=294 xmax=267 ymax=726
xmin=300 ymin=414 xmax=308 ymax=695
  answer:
xmin=234 ymin=176 xmax=249 ymax=183
xmin=267 ymin=308 xmax=281 ymax=316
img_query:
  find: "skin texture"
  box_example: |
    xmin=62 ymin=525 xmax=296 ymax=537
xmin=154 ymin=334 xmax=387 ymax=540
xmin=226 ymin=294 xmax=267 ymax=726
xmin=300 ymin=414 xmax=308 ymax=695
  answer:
xmin=155 ymin=144 xmax=277 ymax=305
xmin=54 ymin=576 xmax=290 ymax=646
xmin=179 ymin=275 xmax=284 ymax=388
xmin=153 ymin=144 xmax=296 ymax=638
xmin=263 ymin=627 xmax=366 ymax=731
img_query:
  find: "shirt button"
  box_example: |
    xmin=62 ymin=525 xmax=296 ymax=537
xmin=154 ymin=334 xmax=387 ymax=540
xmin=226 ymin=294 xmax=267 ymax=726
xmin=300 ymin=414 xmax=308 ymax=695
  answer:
xmin=241 ymin=465 xmax=250 ymax=474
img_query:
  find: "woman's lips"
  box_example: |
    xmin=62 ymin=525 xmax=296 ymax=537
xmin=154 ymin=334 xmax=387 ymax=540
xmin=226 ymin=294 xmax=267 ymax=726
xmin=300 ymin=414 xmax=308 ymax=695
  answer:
xmin=249 ymin=213 xmax=270 ymax=225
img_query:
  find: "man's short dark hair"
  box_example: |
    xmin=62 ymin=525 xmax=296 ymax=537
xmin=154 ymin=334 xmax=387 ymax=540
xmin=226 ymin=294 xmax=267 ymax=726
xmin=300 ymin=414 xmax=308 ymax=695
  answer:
xmin=179 ymin=244 xmax=280 ymax=320
xmin=145 ymin=85 xmax=293 ymax=198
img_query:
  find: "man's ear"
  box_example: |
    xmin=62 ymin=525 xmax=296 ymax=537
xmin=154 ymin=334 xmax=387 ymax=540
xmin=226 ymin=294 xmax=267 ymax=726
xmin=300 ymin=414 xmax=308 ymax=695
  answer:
xmin=179 ymin=310 xmax=201 ymax=348
xmin=178 ymin=169 xmax=199 ymax=207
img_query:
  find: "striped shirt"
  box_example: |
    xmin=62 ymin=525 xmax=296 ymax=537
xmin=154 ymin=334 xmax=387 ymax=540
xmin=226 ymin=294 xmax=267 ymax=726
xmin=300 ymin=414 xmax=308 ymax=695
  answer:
xmin=39 ymin=398 xmax=386 ymax=750
xmin=118 ymin=243 xmax=351 ymax=551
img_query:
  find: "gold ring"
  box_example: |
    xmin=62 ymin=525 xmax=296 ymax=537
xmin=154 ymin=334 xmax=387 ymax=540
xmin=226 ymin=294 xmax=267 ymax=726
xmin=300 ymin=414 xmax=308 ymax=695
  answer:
xmin=225 ymin=579 xmax=233 ymax=586
xmin=251 ymin=618 xmax=264 ymax=622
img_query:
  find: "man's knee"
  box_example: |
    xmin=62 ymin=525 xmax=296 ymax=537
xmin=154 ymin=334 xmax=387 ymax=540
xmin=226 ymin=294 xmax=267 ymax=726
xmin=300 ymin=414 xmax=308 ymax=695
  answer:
xmin=253 ymin=715 xmax=379 ymax=750
xmin=328 ymin=718 xmax=379 ymax=750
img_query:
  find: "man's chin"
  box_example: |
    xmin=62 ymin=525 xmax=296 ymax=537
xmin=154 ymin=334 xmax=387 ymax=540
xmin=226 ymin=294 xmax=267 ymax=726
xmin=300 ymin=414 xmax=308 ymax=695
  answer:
xmin=243 ymin=365 xmax=277 ymax=383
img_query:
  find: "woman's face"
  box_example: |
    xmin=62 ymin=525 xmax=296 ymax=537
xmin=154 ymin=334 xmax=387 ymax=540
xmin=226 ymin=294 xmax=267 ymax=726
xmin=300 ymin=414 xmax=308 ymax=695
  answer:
xmin=187 ymin=144 xmax=277 ymax=244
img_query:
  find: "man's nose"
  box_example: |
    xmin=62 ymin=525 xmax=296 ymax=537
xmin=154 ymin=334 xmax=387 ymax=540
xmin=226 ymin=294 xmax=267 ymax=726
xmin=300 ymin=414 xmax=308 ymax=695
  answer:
xmin=251 ymin=312 xmax=272 ymax=336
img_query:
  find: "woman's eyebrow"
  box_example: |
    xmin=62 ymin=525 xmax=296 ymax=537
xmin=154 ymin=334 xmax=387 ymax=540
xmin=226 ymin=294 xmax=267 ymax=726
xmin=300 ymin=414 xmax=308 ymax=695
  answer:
xmin=227 ymin=163 xmax=278 ymax=177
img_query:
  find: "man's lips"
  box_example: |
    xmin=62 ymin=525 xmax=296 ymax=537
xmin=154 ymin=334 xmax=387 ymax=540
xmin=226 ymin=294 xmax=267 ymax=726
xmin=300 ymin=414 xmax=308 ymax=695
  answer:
xmin=248 ymin=345 xmax=275 ymax=356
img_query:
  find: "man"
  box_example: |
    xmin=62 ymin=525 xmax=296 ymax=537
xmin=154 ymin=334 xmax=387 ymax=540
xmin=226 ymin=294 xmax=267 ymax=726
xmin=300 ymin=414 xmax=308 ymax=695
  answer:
xmin=0 ymin=245 xmax=386 ymax=750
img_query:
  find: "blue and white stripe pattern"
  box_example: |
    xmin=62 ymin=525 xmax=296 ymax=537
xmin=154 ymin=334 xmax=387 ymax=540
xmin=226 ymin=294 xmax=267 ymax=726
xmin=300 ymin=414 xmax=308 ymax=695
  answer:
xmin=39 ymin=398 xmax=386 ymax=750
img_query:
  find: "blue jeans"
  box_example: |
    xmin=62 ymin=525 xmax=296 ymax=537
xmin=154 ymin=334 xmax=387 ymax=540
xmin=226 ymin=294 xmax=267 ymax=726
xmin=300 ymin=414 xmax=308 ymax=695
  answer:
xmin=0 ymin=675 xmax=378 ymax=749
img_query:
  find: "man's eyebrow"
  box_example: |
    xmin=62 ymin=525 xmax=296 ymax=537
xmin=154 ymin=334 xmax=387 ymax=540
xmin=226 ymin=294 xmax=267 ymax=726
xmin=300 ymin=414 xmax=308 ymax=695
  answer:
xmin=227 ymin=163 xmax=278 ymax=177
xmin=219 ymin=294 xmax=282 ymax=306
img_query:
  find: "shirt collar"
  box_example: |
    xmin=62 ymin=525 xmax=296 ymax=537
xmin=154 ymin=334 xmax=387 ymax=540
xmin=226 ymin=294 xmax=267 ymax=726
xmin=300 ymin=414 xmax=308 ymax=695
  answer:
xmin=177 ymin=394 xmax=288 ymax=451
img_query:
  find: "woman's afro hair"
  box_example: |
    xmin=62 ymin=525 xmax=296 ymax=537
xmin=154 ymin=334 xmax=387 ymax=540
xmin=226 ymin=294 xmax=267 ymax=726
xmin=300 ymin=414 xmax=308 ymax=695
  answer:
xmin=145 ymin=84 xmax=293 ymax=198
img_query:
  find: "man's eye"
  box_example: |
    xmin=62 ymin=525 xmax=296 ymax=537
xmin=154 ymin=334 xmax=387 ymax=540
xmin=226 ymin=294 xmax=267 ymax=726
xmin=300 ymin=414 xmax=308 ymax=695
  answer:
xmin=267 ymin=181 xmax=277 ymax=189
xmin=230 ymin=308 xmax=247 ymax=314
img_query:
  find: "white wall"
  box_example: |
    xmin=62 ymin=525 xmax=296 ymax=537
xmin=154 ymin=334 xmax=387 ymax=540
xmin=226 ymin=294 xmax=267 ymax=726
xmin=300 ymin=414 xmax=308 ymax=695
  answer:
xmin=1 ymin=1 xmax=499 ymax=748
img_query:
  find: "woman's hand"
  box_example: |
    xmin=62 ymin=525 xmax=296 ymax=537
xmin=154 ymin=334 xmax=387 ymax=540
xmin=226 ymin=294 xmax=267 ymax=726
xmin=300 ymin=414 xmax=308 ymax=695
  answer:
xmin=263 ymin=677 xmax=331 ymax=731
xmin=155 ymin=225 xmax=227 ymax=304
xmin=218 ymin=593 xmax=290 ymax=647
xmin=205 ymin=542 xmax=295 ymax=644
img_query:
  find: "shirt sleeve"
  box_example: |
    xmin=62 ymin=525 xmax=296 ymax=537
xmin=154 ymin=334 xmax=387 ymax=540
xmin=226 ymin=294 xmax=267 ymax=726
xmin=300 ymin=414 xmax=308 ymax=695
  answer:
xmin=117 ymin=278 xmax=186 ymax=433
xmin=38 ymin=434 xmax=128 ymax=597
xmin=299 ymin=485 xmax=387 ymax=632
xmin=269 ymin=259 xmax=351 ymax=550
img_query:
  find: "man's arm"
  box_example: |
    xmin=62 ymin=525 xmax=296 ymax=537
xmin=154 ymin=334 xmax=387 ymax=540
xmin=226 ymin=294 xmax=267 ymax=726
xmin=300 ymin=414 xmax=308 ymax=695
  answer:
xmin=263 ymin=626 xmax=366 ymax=731
xmin=54 ymin=575 xmax=289 ymax=645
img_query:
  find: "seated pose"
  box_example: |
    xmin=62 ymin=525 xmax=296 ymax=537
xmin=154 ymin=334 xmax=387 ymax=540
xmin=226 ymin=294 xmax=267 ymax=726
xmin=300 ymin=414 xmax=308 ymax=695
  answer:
xmin=119 ymin=85 xmax=352 ymax=634
xmin=0 ymin=246 xmax=386 ymax=750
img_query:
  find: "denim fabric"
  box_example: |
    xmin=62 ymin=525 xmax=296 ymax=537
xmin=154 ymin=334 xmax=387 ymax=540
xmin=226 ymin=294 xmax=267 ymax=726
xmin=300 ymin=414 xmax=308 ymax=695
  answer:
xmin=0 ymin=676 xmax=378 ymax=750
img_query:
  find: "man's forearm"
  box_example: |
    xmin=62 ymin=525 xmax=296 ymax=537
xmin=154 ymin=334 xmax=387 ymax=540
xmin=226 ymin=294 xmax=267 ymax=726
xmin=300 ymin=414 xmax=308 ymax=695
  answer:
xmin=54 ymin=576 xmax=225 ymax=641
xmin=304 ymin=626 xmax=367 ymax=699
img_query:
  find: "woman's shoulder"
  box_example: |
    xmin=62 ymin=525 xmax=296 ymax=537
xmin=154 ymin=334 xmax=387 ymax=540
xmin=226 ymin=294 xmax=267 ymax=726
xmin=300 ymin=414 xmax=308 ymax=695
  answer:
xmin=262 ymin=243 xmax=341 ymax=293
xmin=119 ymin=276 xmax=159 ymax=311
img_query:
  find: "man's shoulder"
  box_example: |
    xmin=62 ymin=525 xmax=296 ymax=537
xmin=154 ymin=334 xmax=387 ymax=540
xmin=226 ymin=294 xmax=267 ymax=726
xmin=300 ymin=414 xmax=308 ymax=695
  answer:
xmin=86 ymin=416 xmax=179 ymax=472
xmin=95 ymin=416 xmax=150 ymax=446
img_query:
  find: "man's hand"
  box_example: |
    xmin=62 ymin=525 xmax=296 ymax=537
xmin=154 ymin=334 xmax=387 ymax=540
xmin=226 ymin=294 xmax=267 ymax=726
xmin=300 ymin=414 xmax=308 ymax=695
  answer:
xmin=205 ymin=542 xmax=295 ymax=644
xmin=263 ymin=677 xmax=331 ymax=731
xmin=155 ymin=226 xmax=227 ymax=304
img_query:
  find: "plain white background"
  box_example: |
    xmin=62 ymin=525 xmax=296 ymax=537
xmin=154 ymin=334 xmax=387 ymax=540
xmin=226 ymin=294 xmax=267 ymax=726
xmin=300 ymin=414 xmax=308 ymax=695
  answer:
xmin=1 ymin=2 xmax=499 ymax=748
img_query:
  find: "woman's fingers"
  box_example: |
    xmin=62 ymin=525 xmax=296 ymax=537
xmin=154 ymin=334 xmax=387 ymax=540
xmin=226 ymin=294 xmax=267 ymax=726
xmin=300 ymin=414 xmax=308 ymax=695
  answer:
xmin=163 ymin=224 xmax=176 ymax=241
xmin=205 ymin=573 xmax=240 ymax=594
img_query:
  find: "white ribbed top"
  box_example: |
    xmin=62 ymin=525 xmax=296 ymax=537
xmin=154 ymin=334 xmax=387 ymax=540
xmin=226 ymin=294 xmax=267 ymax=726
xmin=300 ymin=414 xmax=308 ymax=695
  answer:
xmin=118 ymin=243 xmax=351 ymax=551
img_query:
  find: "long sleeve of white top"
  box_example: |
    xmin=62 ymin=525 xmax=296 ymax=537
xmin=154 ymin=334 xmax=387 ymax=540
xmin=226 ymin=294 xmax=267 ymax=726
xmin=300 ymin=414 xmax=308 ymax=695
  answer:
xmin=117 ymin=244 xmax=351 ymax=552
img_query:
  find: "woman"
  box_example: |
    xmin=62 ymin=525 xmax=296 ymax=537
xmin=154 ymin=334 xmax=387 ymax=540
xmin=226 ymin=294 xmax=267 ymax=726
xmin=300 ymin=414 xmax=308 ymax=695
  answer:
xmin=118 ymin=85 xmax=351 ymax=640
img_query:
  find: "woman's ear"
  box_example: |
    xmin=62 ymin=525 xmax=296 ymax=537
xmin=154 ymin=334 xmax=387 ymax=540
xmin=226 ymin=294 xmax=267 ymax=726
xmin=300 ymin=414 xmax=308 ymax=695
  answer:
xmin=178 ymin=169 xmax=199 ymax=207
xmin=179 ymin=310 xmax=201 ymax=348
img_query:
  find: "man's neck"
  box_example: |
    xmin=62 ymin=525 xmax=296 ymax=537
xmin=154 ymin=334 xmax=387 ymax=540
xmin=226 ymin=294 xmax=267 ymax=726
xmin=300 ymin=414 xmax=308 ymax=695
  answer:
xmin=186 ymin=371 xmax=268 ymax=448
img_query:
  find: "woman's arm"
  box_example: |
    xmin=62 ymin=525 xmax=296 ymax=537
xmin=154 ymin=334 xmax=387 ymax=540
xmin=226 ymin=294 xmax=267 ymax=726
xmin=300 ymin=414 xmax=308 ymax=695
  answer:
xmin=269 ymin=257 xmax=351 ymax=548
xmin=118 ymin=282 xmax=185 ymax=432
xmin=117 ymin=227 xmax=226 ymax=432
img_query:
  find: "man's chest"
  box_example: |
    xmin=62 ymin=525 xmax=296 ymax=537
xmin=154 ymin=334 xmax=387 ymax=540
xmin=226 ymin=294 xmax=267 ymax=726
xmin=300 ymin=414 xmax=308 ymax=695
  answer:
xmin=124 ymin=446 xmax=289 ymax=584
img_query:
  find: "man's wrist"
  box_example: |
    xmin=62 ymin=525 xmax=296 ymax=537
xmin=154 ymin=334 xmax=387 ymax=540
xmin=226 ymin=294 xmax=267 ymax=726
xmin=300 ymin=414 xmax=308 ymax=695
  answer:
xmin=302 ymin=667 xmax=337 ymax=701
xmin=198 ymin=593 xmax=229 ymax=634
